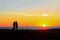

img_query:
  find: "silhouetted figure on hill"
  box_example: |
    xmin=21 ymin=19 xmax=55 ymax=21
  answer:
xmin=13 ymin=21 xmax=18 ymax=30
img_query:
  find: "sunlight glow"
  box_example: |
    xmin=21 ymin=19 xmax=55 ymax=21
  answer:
xmin=42 ymin=13 xmax=48 ymax=16
xmin=43 ymin=24 xmax=46 ymax=27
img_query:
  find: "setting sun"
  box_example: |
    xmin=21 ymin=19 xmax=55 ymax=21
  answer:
xmin=43 ymin=24 xmax=46 ymax=27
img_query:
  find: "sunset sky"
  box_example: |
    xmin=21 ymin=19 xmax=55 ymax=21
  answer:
xmin=0 ymin=0 xmax=60 ymax=27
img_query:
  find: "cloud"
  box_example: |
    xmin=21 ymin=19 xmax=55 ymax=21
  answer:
xmin=20 ymin=13 xmax=34 ymax=16
xmin=9 ymin=13 xmax=53 ymax=16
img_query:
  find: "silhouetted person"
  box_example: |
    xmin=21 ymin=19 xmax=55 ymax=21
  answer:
xmin=13 ymin=21 xmax=18 ymax=30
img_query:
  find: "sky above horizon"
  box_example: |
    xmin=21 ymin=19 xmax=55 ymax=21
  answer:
xmin=0 ymin=0 xmax=60 ymax=11
xmin=0 ymin=0 xmax=60 ymax=27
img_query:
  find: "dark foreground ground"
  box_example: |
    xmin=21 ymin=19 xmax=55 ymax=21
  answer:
xmin=0 ymin=29 xmax=60 ymax=40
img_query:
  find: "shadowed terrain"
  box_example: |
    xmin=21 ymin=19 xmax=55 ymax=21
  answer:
xmin=0 ymin=21 xmax=60 ymax=39
xmin=0 ymin=29 xmax=60 ymax=40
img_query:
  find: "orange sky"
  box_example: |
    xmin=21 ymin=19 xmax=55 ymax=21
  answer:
xmin=0 ymin=10 xmax=60 ymax=27
xmin=0 ymin=0 xmax=60 ymax=28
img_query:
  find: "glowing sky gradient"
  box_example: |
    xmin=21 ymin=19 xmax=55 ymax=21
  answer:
xmin=0 ymin=0 xmax=60 ymax=27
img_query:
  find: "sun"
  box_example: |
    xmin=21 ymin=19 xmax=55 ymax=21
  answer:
xmin=43 ymin=24 xmax=46 ymax=27
xmin=40 ymin=24 xmax=48 ymax=30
